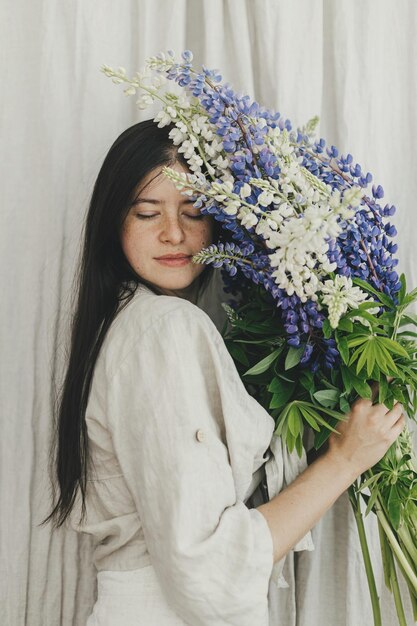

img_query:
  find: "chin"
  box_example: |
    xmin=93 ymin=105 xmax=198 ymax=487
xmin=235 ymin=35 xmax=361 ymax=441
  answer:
xmin=154 ymin=273 xmax=200 ymax=292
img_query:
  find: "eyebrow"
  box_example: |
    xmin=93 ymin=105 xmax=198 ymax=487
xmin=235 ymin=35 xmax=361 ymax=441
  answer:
xmin=133 ymin=198 xmax=194 ymax=205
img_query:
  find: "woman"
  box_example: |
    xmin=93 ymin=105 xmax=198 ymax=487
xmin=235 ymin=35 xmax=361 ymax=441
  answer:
xmin=43 ymin=119 xmax=405 ymax=625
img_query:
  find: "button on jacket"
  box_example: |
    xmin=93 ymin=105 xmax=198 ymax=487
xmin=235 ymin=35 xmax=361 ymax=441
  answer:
xmin=69 ymin=282 xmax=313 ymax=625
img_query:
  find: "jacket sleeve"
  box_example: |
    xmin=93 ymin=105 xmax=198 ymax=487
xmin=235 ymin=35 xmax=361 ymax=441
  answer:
xmin=105 ymin=301 xmax=275 ymax=626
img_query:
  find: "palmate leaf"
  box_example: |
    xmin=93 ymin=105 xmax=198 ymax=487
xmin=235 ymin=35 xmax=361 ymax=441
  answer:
xmin=275 ymin=400 xmax=344 ymax=456
xmin=348 ymin=334 xmax=406 ymax=377
xmin=378 ymin=337 xmax=409 ymax=358
xmin=298 ymin=405 xmax=321 ymax=431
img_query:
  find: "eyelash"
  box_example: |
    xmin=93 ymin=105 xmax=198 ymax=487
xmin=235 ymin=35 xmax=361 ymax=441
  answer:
xmin=135 ymin=214 xmax=204 ymax=220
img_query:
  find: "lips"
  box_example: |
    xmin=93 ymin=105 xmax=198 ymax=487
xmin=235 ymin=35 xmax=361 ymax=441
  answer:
xmin=155 ymin=254 xmax=192 ymax=260
xmin=155 ymin=254 xmax=193 ymax=267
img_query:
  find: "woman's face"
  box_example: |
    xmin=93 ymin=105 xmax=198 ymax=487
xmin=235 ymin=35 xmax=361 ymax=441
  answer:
xmin=120 ymin=162 xmax=214 ymax=299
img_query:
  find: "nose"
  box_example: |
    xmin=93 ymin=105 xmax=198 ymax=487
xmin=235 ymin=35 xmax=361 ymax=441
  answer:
xmin=159 ymin=214 xmax=186 ymax=244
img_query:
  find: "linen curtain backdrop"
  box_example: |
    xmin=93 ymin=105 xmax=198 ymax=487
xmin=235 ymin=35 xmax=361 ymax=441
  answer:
xmin=1 ymin=0 xmax=416 ymax=624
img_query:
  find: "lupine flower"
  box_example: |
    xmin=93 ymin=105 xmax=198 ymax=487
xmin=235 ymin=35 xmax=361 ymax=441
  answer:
xmin=102 ymin=50 xmax=402 ymax=370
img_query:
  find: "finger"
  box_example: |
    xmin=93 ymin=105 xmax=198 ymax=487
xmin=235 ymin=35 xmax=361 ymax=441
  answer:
xmin=385 ymin=403 xmax=404 ymax=427
xmin=389 ymin=414 xmax=406 ymax=440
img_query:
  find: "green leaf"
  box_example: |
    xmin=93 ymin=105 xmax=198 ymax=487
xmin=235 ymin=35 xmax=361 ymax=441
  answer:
xmin=351 ymin=375 xmax=372 ymax=399
xmin=341 ymin=365 xmax=353 ymax=393
xmin=284 ymin=346 xmax=304 ymax=370
xmin=347 ymin=335 xmax=370 ymax=348
xmin=274 ymin=403 xmax=294 ymax=436
xmin=366 ymin=342 xmax=376 ymax=377
xmin=313 ymin=416 xmax=339 ymax=449
xmin=295 ymin=434 xmax=303 ymax=458
xmin=224 ymin=341 xmax=250 ymax=367
xmin=313 ymin=389 xmax=340 ymax=409
xmin=387 ymin=484 xmax=401 ymax=530
xmin=356 ymin=343 xmax=371 ymax=375
xmin=336 ymin=334 xmax=350 ymax=365
xmin=378 ymin=376 xmax=389 ymax=405
xmin=376 ymin=343 xmax=399 ymax=375
xmin=400 ymin=313 xmax=417 ymax=327
xmin=345 ymin=309 xmax=381 ymax=325
xmin=391 ymin=386 xmax=407 ymax=404
xmin=352 ymin=277 xmax=394 ymax=308
xmin=269 ymin=381 xmax=296 ymax=409
xmin=299 ymin=370 xmax=314 ymax=392
xmin=398 ymin=273 xmax=407 ymax=304
xmin=339 ymin=396 xmax=351 ymax=413
xmin=287 ymin=405 xmax=302 ymax=438
xmin=298 ymin=406 xmax=320 ymax=431
xmin=337 ymin=317 xmax=354 ymax=333
xmin=359 ymin=472 xmax=383 ymax=491
xmin=244 ymin=348 xmax=281 ymax=376
xmin=301 ymin=401 xmax=346 ymax=422
xmin=322 ymin=318 xmax=332 ymax=339
xmin=378 ymin=337 xmax=409 ymax=358
xmin=364 ymin=485 xmax=380 ymax=516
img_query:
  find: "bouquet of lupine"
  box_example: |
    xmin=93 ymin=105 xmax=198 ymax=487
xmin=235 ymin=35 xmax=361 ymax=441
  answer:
xmin=102 ymin=50 xmax=417 ymax=625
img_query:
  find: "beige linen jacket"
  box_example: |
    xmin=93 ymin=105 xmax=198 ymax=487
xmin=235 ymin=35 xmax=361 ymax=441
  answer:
xmin=69 ymin=283 xmax=313 ymax=625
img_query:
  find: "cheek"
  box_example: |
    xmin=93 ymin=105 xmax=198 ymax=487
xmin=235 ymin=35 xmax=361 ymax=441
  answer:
xmin=196 ymin=219 xmax=215 ymax=246
xmin=120 ymin=219 xmax=146 ymax=267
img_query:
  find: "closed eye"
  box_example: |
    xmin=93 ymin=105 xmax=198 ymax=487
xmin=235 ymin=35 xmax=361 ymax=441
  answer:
xmin=135 ymin=213 xmax=205 ymax=220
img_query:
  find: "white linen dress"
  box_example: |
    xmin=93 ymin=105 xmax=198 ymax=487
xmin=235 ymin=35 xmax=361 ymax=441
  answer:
xmin=68 ymin=281 xmax=313 ymax=625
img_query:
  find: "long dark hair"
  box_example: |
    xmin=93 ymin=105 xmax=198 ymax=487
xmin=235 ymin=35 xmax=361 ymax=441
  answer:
xmin=42 ymin=119 xmax=220 ymax=528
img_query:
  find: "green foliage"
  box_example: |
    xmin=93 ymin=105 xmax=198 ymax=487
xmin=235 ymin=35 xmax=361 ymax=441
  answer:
xmin=221 ymin=276 xmax=417 ymax=459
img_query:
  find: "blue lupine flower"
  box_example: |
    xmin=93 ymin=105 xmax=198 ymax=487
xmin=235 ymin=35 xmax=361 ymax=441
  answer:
xmin=143 ymin=52 xmax=404 ymax=369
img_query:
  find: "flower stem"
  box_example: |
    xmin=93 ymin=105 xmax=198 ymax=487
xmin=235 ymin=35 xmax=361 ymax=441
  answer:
xmin=390 ymin=560 xmax=408 ymax=625
xmin=383 ymin=528 xmax=408 ymax=625
xmin=349 ymin=484 xmax=382 ymax=626
xmin=374 ymin=500 xmax=417 ymax=593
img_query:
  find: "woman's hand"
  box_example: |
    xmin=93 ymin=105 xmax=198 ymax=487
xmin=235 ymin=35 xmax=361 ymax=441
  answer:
xmin=326 ymin=395 xmax=405 ymax=478
xmin=257 ymin=383 xmax=406 ymax=565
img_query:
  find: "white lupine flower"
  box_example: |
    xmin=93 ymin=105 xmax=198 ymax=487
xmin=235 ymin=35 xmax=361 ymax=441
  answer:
xmin=204 ymin=142 xmax=218 ymax=158
xmin=258 ymin=191 xmax=274 ymax=207
xmin=166 ymin=106 xmax=177 ymax=119
xmin=188 ymin=154 xmax=204 ymax=172
xmin=146 ymin=51 xmax=175 ymax=72
xmin=238 ymin=208 xmax=258 ymax=229
xmin=169 ymin=127 xmax=186 ymax=145
xmin=154 ymin=110 xmax=172 ymax=127
xmin=201 ymin=127 xmax=214 ymax=141
xmin=240 ymin=183 xmax=252 ymax=199
xmin=223 ymin=200 xmax=240 ymax=215
xmin=206 ymin=163 xmax=216 ymax=177
xmin=213 ymin=155 xmax=229 ymax=170
xmin=136 ymin=94 xmax=154 ymax=109
xmin=177 ymin=95 xmax=191 ymax=109
xmin=320 ymin=275 xmax=370 ymax=328
xmin=178 ymin=140 xmax=195 ymax=159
